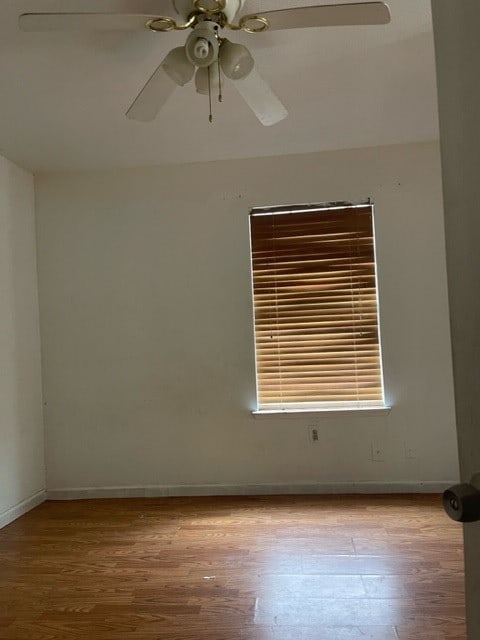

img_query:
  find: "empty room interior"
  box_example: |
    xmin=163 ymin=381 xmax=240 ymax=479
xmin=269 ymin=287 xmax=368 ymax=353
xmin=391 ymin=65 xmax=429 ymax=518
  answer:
xmin=1 ymin=1 xmax=479 ymax=639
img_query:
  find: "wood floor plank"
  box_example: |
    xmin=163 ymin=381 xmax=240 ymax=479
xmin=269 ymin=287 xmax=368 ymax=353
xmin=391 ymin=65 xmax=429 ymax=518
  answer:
xmin=0 ymin=495 xmax=466 ymax=639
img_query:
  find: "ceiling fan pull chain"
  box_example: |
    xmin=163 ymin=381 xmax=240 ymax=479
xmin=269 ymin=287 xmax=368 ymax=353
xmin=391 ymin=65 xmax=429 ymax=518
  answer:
xmin=208 ymin=65 xmax=213 ymax=123
xmin=217 ymin=58 xmax=223 ymax=103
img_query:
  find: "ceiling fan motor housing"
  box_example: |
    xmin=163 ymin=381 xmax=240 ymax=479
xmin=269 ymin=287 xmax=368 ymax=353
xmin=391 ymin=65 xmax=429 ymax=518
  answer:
xmin=172 ymin=0 xmax=244 ymax=23
xmin=185 ymin=21 xmax=220 ymax=67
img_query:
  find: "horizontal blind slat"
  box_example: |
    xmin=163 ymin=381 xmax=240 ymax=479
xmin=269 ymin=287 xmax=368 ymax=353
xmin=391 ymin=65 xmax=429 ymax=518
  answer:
xmin=250 ymin=205 xmax=383 ymax=408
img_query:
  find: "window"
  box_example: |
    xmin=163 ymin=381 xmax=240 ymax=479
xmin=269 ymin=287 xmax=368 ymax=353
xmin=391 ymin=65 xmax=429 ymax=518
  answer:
xmin=249 ymin=200 xmax=386 ymax=413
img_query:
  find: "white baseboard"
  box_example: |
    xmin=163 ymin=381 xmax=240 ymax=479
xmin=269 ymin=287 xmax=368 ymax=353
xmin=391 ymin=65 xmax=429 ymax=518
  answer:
xmin=0 ymin=490 xmax=46 ymax=529
xmin=47 ymin=481 xmax=453 ymax=501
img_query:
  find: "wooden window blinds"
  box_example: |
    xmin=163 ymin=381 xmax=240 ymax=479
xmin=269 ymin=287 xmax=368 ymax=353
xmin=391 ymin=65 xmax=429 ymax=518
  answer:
xmin=249 ymin=202 xmax=385 ymax=411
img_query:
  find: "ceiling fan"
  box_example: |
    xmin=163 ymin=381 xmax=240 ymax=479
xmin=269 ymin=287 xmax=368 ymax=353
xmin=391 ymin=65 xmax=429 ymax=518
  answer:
xmin=19 ymin=1 xmax=391 ymax=126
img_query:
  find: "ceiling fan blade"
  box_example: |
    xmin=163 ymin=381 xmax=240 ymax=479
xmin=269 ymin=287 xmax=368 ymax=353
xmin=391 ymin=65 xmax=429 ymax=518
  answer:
xmin=244 ymin=2 xmax=391 ymax=31
xmin=19 ymin=13 xmax=159 ymax=32
xmin=126 ymin=63 xmax=177 ymax=122
xmin=234 ymin=69 xmax=287 ymax=127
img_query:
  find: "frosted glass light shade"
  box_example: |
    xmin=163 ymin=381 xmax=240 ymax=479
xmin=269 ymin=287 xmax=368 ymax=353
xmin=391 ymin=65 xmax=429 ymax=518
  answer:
xmin=162 ymin=47 xmax=195 ymax=86
xmin=219 ymin=40 xmax=254 ymax=80
xmin=195 ymin=65 xmax=220 ymax=95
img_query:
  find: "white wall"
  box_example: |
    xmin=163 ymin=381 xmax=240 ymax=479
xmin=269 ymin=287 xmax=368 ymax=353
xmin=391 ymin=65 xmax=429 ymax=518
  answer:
xmin=35 ymin=141 xmax=460 ymax=496
xmin=0 ymin=154 xmax=45 ymax=527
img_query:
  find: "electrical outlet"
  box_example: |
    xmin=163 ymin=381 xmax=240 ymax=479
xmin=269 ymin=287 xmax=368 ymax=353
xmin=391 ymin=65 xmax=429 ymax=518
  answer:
xmin=308 ymin=426 xmax=320 ymax=444
xmin=404 ymin=443 xmax=417 ymax=459
xmin=371 ymin=442 xmax=384 ymax=462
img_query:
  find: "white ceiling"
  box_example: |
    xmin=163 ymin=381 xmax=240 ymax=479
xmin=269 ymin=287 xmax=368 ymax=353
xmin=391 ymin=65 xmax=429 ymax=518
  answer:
xmin=0 ymin=0 xmax=438 ymax=172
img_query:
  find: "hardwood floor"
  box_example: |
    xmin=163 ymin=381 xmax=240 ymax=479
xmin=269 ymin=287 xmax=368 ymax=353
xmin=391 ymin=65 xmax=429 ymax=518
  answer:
xmin=0 ymin=495 xmax=465 ymax=639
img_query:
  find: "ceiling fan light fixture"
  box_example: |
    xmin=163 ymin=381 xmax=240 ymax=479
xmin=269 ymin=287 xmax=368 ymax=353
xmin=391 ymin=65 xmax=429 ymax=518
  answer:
xmin=195 ymin=67 xmax=207 ymax=95
xmin=195 ymin=65 xmax=221 ymax=95
xmin=219 ymin=39 xmax=254 ymax=80
xmin=185 ymin=21 xmax=220 ymax=68
xmin=161 ymin=46 xmax=195 ymax=86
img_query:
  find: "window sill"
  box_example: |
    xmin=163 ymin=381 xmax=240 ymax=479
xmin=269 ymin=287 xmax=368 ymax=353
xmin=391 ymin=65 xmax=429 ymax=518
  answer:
xmin=251 ymin=406 xmax=392 ymax=419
